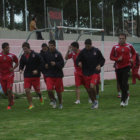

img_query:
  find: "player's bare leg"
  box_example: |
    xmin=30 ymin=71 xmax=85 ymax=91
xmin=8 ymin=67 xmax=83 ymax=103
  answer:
xmin=75 ymin=87 xmax=80 ymax=104
xmin=25 ymin=88 xmax=34 ymax=109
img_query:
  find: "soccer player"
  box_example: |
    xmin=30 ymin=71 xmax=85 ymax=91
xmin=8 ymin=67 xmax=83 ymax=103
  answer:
xmin=19 ymin=42 xmax=44 ymax=109
xmin=43 ymin=40 xmax=64 ymax=109
xmin=76 ymin=39 xmax=105 ymax=109
xmin=39 ymin=43 xmax=49 ymax=82
xmin=110 ymin=33 xmax=136 ymax=107
xmin=132 ymin=52 xmax=140 ymax=84
xmin=65 ymin=42 xmax=84 ymax=104
xmin=39 ymin=43 xmax=54 ymax=105
xmin=0 ymin=42 xmax=18 ymax=109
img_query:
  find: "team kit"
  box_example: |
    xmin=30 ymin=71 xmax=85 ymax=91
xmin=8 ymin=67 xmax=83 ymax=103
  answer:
xmin=0 ymin=33 xmax=138 ymax=110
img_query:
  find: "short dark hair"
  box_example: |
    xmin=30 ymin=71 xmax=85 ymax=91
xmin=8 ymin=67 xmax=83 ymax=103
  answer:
xmin=22 ymin=42 xmax=30 ymax=49
xmin=119 ymin=33 xmax=127 ymax=38
xmin=2 ymin=42 xmax=9 ymax=49
xmin=71 ymin=42 xmax=79 ymax=49
xmin=41 ymin=43 xmax=48 ymax=48
xmin=49 ymin=40 xmax=56 ymax=46
xmin=32 ymin=16 xmax=36 ymax=20
xmin=85 ymin=39 xmax=92 ymax=45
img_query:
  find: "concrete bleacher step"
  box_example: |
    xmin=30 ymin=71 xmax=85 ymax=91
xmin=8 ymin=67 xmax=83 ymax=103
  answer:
xmin=0 ymin=39 xmax=116 ymax=94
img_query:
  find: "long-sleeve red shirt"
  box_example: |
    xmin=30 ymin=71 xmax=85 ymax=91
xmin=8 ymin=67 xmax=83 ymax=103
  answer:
xmin=110 ymin=43 xmax=136 ymax=69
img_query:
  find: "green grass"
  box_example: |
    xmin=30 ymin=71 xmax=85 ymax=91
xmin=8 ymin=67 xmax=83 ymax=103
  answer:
xmin=0 ymin=79 xmax=140 ymax=140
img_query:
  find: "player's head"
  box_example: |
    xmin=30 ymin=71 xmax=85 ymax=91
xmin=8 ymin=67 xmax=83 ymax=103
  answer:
xmin=85 ymin=39 xmax=92 ymax=50
xmin=119 ymin=33 xmax=127 ymax=45
xmin=48 ymin=40 xmax=56 ymax=52
xmin=41 ymin=43 xmax=49 ymax=52
xmin=22 ymin=42 xmax=31 ymax=54
xmin=71 ymin=42 xmax=79 ymax=52
xmin=2 ymin=42 xmax=10 ymax=54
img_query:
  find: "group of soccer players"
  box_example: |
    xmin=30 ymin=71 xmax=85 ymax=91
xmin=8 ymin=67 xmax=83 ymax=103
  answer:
xmin=0 ymin=33 xmax=139 ymax=110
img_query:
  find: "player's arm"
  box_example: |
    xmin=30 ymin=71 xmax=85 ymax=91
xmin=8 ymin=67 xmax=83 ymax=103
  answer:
xmin=96 ymin=50 xmax=105 ymax=71
xmin=43 ymin=53 xmax=50 ymax=69
xmin=110 ymin=47 xmax=122 ymax=62
xmin=10 ymin=55 xmax=19 ymax=72
xmin=65 ymin=45 xmax=72 ymax=60
xmin=38 ymin=54 xmax=46 ymax=74
xmin=54 ymin=53 xmax=64 ymax=69
xmin=98 ymin=49 xmax=105 ymax=67
xmin=19 ymin=56 xmax=25 ymax=73
xmin=76 ymin=51 xmax=83 ymax=67
xmin=130 ymin=45 xmax=136 ymax=64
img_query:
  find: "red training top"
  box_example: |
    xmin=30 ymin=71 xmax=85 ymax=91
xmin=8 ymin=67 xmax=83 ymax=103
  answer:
xmin=68 ymin=50 xmax=82 ymax=74
xmin=0 ymin=52 xmax=18 ymax=79
xmin=110 ymin=43 xmax=136 ymax=69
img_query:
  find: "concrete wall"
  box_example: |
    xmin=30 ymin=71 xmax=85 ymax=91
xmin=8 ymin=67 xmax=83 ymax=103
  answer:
xmin=0 ymin=29 xmax=140 ymax=43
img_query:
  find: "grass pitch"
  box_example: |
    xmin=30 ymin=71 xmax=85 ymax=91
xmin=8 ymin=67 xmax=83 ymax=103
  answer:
xmin=0 ymin=79 xmax=140 ymax=140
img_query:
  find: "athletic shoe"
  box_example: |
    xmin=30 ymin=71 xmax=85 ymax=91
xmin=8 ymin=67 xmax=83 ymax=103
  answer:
xmin=28 ymin=105 xmax=34 ymax=110
xmin=125 ymin=96 xmax=129 ymax=106
xmin=58 ymin=104 xmax=63 ymax=109
xmin=7 ymin=106 xmax=11 ymax=110
xmin=88 ymin=99 xmax=92 ymax=104
xmin=40 ymin=97 xmax=44 ymax=105
xmin=120 ymin=101 xmax=125 ymax=107
xmin=74 ymin=100 xmax=80 ymax=104
xmin=91 ymin=101 xmax=98 ymax=109
xmin=50 ymin=101 xmax=53 ymax=105
xmin=52 ymin=101 xmax=57 ymax=109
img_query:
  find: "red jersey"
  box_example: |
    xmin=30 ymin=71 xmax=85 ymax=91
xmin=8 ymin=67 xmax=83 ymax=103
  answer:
xmin=134 ymin=52 xmax=140 ymax=68
xmin=110 ymin=43 xmax=136 ymax=69
xmin=0 ymin=52 xmax=18 ymax=79
xmin=68 ymin=50 xmax=82 ymax=74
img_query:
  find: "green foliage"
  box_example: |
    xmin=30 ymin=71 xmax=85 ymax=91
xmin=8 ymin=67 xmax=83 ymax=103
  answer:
xmin=0 ymin=0 xmax=140 ymax=35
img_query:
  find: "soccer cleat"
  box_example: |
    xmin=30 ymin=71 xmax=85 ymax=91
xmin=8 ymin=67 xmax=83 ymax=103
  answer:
xmin=40 ymin=97 xmax=44 ymax=105
xmin=125 ymin=96 xmax=129 ymax=106
xmin=58 ymin=104 xmax=63 ymax=109
xmin=28 ymin=105 xmax=34 ymax=110
xmin=120 ymin=101 xmax=125 ymax=107
xmin=74 ymin=100 xmax=80 ymax=104
xmin=88 ymin=99 xmax=92 ymax=104
xmin=7 ymin=106 xmax=11 ymax=110
xmin=52 ymin=101 xmax=57 ymax=109
xmin=91 ymin=101 xmax=98 ymax=109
